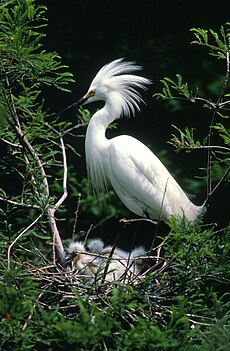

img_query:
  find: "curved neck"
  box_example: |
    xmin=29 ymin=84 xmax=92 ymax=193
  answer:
xmin=85 ymin=102 xmax=117 ymax=194
xmin=87 ymin=100 xmax=118 ymax=138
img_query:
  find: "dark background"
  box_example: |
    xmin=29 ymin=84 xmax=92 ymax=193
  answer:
xmin=42 ymin=0 xmax=229 ymax=248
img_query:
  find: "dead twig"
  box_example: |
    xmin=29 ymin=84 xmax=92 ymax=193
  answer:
xmin=7 ymin=213 xmax=43 ymax=269
xmin=72 ymin=193 xmax=81 ymax=241
xmin=0 ymin=196 xmax=39 ymax=209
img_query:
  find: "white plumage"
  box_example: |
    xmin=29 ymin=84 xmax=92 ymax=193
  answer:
xmin=79 ymin=58 xmax=205 ymax=222
xmin=66 ymin=239 xmax=146 ymax=283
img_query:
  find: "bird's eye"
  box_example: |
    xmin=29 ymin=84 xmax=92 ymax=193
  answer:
xmin=89 ymin=90 xmax=95 ymax=97
xmin=83 ymin=89 xmax=96 ymax=100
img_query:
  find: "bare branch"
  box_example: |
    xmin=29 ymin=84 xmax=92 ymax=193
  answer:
xmin=7 ymin=213 xmax=43 ymax=269
xmin=0 ymin=138 xmax=23 ymax=148
xmin=22 ymin=291 xmax=44 ymax=331
xmin=53 ymin=136 xmax=68 ymax=210
xmin=219 ymin=99 xmax=230 ymax=108
xmin=120 ymin=217 xmax=157 ymax=225
xmin=204 ymin=165 xmax=230 ymax=207
xmin=194 ymin=145 xmax=230 ymax=152
xmin=0 ymin=196 xmax=39 ymax=209
xmin=47 ymin=135 xmax=68 ymax=266
xmin=61 ymin=122 xmax=87 ymax=136
xmin=72 ymin=193 xmax=81 ymax=241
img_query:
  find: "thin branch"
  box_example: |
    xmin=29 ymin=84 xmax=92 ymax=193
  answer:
xmin=22 ymin=291 xmax=44 ymax=331
xmin=91 ymin=213 xmax=115 ymax=230
xmin=151 ymin=178 xmax=169 ymax=251
xmin=13 ymin=124 xmax=50 ymax=196
xmin=0 ymin=138 xmax=23 ymax=148
xmin=61 ymin=122 xmax=88 ymax=136
xmin=219 ymin=99 xmax=230 ymax=108
xmin=7 ymin=213 xmax=43 ymax=269
xmin=0 ymin=196 xmax=39 ymax=209
xmin=204 ymin=164 xmax=230 ymax=207
xmin=53 ymin=136 xmax=68 ymax=210
xmin=48 ymin=136 xmax=68 ymax=266
xmin=156 ymin=237 xmax=168 ymax=263
xmin=72 ymin=193 xmax=81 ymax=241
xmin=187 ymin=145 xmax=230 ymax=152
xmin=120 ymin=217 xmax=157 ymax=225
xmin=206 ymin=110 xmax=216 ymax=195
xmin=83 ymin=224 xmax=94 ymax=243
xmin=45 ymin=120 xmax=87 ymax=137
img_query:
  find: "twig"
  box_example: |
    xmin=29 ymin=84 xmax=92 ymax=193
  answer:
xmin=83 ymin=224 xmax=94 ymax=243
xmin=0 ymin=196 xmax=39 ymax=209
xmin=204 ymin=164 xmax=230 ymax=207
xmin=219 ymin=99 xmax=230 ymax=108
xmin=53 ymin=136 xmax=68 ymax=210
xmin=22 ymin=291 xmax=44 ymax=331
xmin=61 ymin=122 xmax=88 ymax=136
xmin=92 ymin=214 xmax=115 ymax=230
xmin=48 ymin=136 xmax=68 ymax=266
xmin=150 ymin=177 xmax=169 ymax=251
xmin=100 ymin=230 xmax=121 ymax=284
xmin=7 ymin=213 xmax=43 ymax=269
xmin=120 ymin=217 xmax=157 ymax=225
xmin=0 ymin=138 xmax=23 ymax=148
xmin=72 ymin=193 xmax=81 ymax=241
xmin=195 ymin=145 xmax=230 ymax=152
xmin=156 ymin=237 xmax=168 ymax=263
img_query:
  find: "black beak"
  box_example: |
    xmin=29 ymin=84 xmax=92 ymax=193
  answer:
xmin=65 ymin=252 xmax=76 ymax=264
xmin=54 ymin=96 xmax=87 ymax=118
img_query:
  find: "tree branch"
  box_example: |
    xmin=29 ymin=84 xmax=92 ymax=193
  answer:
xmin=204 ymin=165 xmax=230 ymax=207
xmin=3 ymin=87 xmax=66 ymax=266
xmin=7 ymin=213 xmax=43 ymax=269
xmin=48 ymin=135 xmax=68 ymax=266
xmin=0 ymin=196 xmax=39 ymax=209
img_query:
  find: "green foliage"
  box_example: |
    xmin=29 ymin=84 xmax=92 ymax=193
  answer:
xmin=168 ymin=125 xmax=201 ymax=152
xmin=154 ymin=73 xmax=197 ymax=101
xmin=0 ymin=220 xmax=229 ymax=350
xmin=153 ymin=23 xmax=230 ymax=192
xmin=76 ymin=177 xmax=124 ymax=218
xmin=165 ymin=217 xmax=230 ymax=297
xmin=0 ymin=0 xmax=74 ymax=92
xmin=190 ymin=24 xmax=230 ymax=59
xmin=0 ymin=0 xmax=85 ymax=265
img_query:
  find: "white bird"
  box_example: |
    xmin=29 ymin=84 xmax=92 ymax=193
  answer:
xmin=66 ymin=241 xmax=98 ymax=278
xmin=66 ymin=239 xmax=145 ymax=283
xmin=77 ymin=58 xmax=205 ymax=222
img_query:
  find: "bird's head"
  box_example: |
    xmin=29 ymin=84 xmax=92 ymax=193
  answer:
xmin=78 ymin=58 xmax=151 ymax=118
xmin=65 ymin=241 xmax=86 ymax=264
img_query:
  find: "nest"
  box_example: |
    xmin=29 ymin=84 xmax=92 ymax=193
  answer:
xmin=25 ymin=249 xmax=170 ymax=320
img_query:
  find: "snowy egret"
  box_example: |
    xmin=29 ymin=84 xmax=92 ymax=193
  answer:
xmin=76 ymin=58 xmax=205 ymax=222
xmin=66 ymin=239 xmax=145 ymax=283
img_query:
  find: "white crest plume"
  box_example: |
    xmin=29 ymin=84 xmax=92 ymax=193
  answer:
xmin=89 ymin=58 xmax=151 ymax=117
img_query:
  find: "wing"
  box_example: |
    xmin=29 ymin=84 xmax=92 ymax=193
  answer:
xmin=107 ymin=135 xmax=193 ymax=220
